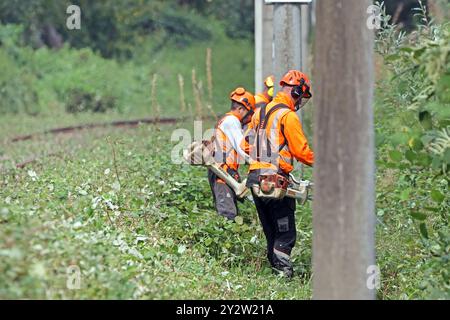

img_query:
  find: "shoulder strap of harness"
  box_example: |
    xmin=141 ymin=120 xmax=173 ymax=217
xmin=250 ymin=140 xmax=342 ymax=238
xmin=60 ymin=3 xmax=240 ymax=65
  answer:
xmin=256 ymin=104 xmax=289 ymax=161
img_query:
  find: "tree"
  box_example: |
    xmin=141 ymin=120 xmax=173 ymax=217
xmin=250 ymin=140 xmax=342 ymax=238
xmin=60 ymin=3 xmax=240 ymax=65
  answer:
xmin=312 ymin=0 xmax=376 ymax=299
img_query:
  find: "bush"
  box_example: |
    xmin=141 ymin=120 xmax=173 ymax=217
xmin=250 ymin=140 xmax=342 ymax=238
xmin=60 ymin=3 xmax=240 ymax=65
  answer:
xmin=0 ymin=25 xmax=39 ymax=114
xmin=375 ymin=3 xmax=449 ymax=298
xmin=65 ymin=89 xmax=116 ymax=114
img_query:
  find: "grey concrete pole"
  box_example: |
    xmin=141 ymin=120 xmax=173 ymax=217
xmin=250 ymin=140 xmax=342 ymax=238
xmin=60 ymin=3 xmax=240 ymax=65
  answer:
xmin=312 ymin=0 xmax=376 ymax=300
xmin=301 ymin=4 xmax=309 ymax=73
xmin=273 ymin=4 xmax=302 ymax=95
xmin=255 ymin=1 xmax=274 ymax=93
xmin=272 ymin=3 xmax=303 ymax=177
xmin=255 ymin=0 xmax=263 ymax=93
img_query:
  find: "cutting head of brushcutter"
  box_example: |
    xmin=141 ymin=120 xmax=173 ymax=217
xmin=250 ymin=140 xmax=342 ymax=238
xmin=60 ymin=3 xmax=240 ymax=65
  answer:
xmin=287 ymin=173 xmax=314 ymax=205
xmin=183 ymin=140 xmax=214 ymax=166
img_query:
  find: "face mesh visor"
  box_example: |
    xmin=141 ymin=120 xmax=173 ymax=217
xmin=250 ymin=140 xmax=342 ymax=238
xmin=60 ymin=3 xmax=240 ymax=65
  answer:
xmin=296 ymin=96 xmax=311 ymax=110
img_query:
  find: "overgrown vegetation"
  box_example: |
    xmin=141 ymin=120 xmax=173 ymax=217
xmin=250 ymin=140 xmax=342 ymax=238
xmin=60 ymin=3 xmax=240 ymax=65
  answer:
xmin=374 ymin=1 xmax=449 ymax=298
xmin=0 ymin=1 xmax=449 ymax=299
xmin=0 ymin=0 xmax=254 ymax=59
xmin=0 ymin=22 xmax=253 ymax=117
xmin=0 ymin=124 xmax=313 ymax=299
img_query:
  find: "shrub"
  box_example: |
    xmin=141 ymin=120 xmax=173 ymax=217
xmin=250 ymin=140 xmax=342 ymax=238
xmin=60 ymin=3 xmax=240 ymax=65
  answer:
xmin=375 ymin=2 xmax=449 ymax=298
xmin=65 ymin=89 xmax=116 ymax=114
xmin=0 ymin=25 xmax=39 ymax=115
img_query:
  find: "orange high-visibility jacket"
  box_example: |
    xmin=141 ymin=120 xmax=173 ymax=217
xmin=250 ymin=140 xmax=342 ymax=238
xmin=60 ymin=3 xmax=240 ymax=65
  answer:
xmin=213 ymin=112 xmax=241 ymax=172
xmin=242 ymin=92 xmax=314 ymax=174
xmin=254 ymin=93 xmax=271 ymax=109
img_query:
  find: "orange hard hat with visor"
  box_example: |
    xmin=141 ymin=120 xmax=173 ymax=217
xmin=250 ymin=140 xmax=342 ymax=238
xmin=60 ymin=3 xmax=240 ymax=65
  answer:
xmin=280 ymin=70 xmax=312 ymax=110
xmin=230 ymin=87 xmax=255 ymax=123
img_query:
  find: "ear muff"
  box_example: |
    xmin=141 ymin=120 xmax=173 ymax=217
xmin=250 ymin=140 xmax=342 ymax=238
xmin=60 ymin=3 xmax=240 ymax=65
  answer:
xmin=242 ymin=108 xmax=254 ymax=123
xmin=264 ymin=76 xmax=274 ymax=98
xmin=291 ymin=79 xmax=305 ymax=100
xmin=239 ymin=98 xmax=254 ymax=123
xmin=303 ymin=86 xmax=312 ymax=99
xmin=265 ymin=76 xmax=274 ymax=88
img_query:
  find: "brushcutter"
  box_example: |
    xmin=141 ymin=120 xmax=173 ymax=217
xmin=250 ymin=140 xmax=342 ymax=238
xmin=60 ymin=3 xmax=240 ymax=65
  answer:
xmin=183 ymin=141 xmax=313 ymax=204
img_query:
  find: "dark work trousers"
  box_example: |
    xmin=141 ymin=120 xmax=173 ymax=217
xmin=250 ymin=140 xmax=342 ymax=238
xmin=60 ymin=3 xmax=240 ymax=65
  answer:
xmin=247 ymin=172 xmax=297 ymax=270
xmin=207 ymin=169 xmax=238 ymax=220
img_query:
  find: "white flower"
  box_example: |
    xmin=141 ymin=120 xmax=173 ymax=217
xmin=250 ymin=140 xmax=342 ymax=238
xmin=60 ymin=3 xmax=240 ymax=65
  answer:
xmin=112 ymin=181 xmax=121 ymax=192
xmin=104 ymin=168 xmax=111 ymax=175
xmin=27 ymin=170 xmax=38 ymax=181
xmin=77 ymin=188 xmax=88 ymax=196
xmin=135 ymin=236 xmax=148 ymax=244
xmin=73 ymin=221 xmax=83 ymax=229
xmin=177 ymin=245 xmax=186 ymax=254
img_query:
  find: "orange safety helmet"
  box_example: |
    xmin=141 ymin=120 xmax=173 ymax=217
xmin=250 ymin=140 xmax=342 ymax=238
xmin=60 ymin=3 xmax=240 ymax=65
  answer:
xmin=280 ymin=70 xmax=312 ymax=99
xmin=264 ymin=75 xmax=275 ymax=98
xmin=230 ymin=87 xmax=256 ymax=112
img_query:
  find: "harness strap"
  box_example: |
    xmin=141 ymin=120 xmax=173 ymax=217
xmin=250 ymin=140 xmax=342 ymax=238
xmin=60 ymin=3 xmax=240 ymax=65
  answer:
xmin=255 ymin=104 xmax=289 ymax=162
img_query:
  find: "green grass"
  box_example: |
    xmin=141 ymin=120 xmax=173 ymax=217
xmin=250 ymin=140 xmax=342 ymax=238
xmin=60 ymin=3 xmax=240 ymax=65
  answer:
xmin=0 ymin=119 xmax=313 ymax=299
xmin=0 ymin=109 xmax=446 ymax=299
xmin=1 ymin=16 xmax=448 ymax=300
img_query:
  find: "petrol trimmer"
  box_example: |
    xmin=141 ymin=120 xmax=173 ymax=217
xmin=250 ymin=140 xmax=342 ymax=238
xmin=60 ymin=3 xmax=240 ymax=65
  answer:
xmin=184 ymin=141 xmax=313 ymax=204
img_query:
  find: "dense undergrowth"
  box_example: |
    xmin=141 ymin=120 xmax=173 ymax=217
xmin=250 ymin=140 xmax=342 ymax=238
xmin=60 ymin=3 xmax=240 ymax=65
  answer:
xmin=0 ymin=2 xmax=449 ymax=300
xmin=0 ymin=124 xmax=313 ymax=299
xmin=374 ymin=2 xmax=449 ymax=298
xmin=0 ymin=23 xmax=253 ymax=118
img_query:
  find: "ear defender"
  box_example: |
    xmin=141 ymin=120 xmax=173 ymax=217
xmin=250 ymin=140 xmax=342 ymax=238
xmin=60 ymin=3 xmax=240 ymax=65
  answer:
xmin=291 ymin=79 xmax=305 ymax=99
xmin=264 ymin=76 xmax=275 ymax=98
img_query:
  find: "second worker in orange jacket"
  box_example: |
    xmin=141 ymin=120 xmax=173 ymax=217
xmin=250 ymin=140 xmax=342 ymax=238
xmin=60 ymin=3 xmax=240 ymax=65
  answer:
xmin=242 ymin=70 xmax=314 ymax=278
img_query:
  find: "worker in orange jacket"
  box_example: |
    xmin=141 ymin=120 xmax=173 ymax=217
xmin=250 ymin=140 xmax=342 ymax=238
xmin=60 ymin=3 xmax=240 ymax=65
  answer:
xmin=242 ymin=70 xmax=314 ymax=277
xmin=208 ymin=87 xmax=255 ymax=220
xmin=254 ymin=75 xmax=275 ymax=109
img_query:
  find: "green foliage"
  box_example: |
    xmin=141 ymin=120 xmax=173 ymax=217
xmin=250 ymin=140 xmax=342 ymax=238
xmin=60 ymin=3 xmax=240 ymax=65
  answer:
xmin=0 ymin=0 xmax=252 ymax=59
xmin=375 ymin=8 xmax=449 ymax=298
xmin=65 ymin=89 xmax=116 ymax=114
xmin=0 ymin=124 xmax=312 ymax=299
xmin=145 ymin=0 xmax=255 ymax=40
xmin=0 ymin=22 xmax=254 ymax=116
xmin=2 ymin=0 xmax=449 ymax=300
xmin=0 ymin=25 xmax=39 ymax=114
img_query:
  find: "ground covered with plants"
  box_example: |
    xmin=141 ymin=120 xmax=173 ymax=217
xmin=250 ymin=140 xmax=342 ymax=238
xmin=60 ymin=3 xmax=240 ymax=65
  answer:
xmin=0 ymin=1 xmax=448 ymax=299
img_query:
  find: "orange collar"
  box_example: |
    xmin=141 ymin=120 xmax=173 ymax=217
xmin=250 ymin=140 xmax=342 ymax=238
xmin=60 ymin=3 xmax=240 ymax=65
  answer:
xmin=255 ymin=93 xmax=270 ymax=104
xmin=271 ymin=91 xmax=295 ymax=111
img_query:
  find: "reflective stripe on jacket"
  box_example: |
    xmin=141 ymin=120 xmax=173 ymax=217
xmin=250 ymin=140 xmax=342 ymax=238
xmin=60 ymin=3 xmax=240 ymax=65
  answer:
xmin=242 ymin=92 xmax=314 ymax=174
xmin=213 ymin=113 xmax=241 ymax=172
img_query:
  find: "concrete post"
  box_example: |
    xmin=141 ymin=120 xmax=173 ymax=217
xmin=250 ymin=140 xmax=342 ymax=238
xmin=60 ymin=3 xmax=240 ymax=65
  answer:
xmin=273 ymin=4 xmax=302 ymax=95
xmin=255 ymin=1 xmax=274 ymax=93
xmin=312 ymin=0 xmax=376 ymax=300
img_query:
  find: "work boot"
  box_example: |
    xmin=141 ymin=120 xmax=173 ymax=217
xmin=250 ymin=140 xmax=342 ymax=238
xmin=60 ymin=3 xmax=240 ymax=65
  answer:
xmin=272 ymin=248 xmax=294 ymax=278
xmin=272 ymin=265 xmax=294 ymax=279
